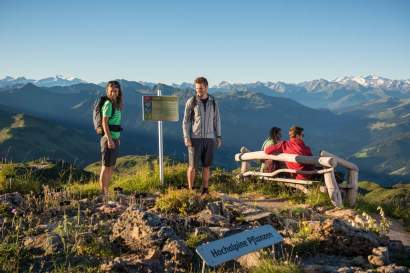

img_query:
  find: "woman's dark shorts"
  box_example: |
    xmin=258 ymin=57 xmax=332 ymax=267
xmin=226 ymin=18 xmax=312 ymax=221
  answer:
xmin=101 ymin=137 xmax=120 ymax=167
xmin=188 ymin=138 xmax=215 ymax=169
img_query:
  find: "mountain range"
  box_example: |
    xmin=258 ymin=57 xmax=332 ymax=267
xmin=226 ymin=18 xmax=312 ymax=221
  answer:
xmin=2 ymin=75 xmax=409 ymax=110
xmin=0 ymin=75 xmax=86 ymax=89
xmin=0 ymin=75 xmax=409 ymax=186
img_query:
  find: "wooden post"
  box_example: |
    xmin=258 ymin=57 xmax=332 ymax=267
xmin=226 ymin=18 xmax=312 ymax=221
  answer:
xmin=323 ymin=170 xmax=343 ymax=207
xmin=321 ymin=150 xmax=359 ymax=207
xmin=241 ymin=161 xmax=250 ymax=174
xmin=239 ymin=147 xmax=250 ymax=175
xmin=346 ymin=170 xmax=358 ymax=206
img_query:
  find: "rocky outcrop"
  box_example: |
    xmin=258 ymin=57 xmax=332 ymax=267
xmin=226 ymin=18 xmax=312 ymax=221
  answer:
xmin=112 ymin=208 xmax=162 ymax=250
xmin=369 ymin=247 xmax=390 ymax=267
xmin=2 ymin=188 xmax=407 ymax=273
xmin=375 ymin=264 xmax=409 ymax=273
xmin=110 ymin=208 xmax=193 ymax=273
xmin=23 ymin=233 xmax=64 ymax=255
xmin=0 ymin=192 xmax=23 ymax=207
xmin=317 ymin=218 xmax=388 ymax=256
xmin=162 ymin=239 xmax=193 ymax=272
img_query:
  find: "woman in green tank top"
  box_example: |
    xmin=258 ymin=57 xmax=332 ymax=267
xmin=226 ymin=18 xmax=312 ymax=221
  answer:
xmin=99 ymin=80 xmax=123 ymax=197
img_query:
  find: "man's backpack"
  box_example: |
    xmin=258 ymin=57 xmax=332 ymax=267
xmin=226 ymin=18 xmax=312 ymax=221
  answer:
xmin=189 ymin=95 xmax=216 ymax=121
xmin=93 ymin=96 xmax=116 ymax=135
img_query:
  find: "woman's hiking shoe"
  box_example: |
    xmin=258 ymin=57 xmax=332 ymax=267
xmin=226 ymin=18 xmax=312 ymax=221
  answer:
xmin=114 ymin=187 xmax=123 ymax=194
xmin=201 ymin=187 xmax=209 ymax=196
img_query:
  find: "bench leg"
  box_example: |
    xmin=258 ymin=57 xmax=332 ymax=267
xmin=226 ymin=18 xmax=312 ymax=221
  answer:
xmin=346 ymin=170 xmax=358 ymax=207
xmin=324 ymin=171 xmax=343 ymax=207
xmin=241 ymin=161 xmax=250 ymax=174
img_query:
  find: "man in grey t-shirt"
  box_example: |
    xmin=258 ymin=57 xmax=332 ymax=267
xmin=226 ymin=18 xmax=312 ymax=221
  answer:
xmin=182 ymin=77 xmax=222 ymax=194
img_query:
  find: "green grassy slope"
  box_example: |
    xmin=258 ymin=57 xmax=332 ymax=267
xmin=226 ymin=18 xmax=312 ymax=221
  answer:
xmin=357 ymin=181 xmax=410 ymax=230
xmin=0 ymin=108 xmax=99 ymax=166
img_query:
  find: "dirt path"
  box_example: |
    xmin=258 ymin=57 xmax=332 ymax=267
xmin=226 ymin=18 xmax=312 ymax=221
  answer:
xmin=220 ymin=192 xmax=308 ymax=211
xmin=371 ymin=212 xmax=410 ymax=246
xmin=386 ymin=218 xmax=410 ymax=246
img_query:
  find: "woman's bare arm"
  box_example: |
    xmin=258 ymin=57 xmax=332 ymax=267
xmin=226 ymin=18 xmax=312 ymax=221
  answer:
xmin=102 ymin=116 xmax=115 ymax=149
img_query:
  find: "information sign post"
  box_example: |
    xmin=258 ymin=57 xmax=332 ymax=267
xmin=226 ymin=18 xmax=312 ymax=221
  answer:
xmin=142 ymin=91 xmax=179 ymax=186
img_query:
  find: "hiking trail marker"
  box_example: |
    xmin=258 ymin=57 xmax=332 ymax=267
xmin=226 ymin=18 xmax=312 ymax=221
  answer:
xmin=196 ymin=225 xmax=283 ymax=272
xmin=142 ymin=91 xmax=179 ymax=186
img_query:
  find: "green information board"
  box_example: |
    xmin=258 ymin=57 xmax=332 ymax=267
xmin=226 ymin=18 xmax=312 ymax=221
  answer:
xmin=142 ymin=96 xmax=179 ymax=121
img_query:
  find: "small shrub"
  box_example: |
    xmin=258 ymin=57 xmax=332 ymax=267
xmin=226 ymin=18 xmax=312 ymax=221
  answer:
xmin=0 ymin=175 xmax=41 ymax=194
xmin=304 ymin=186 xmax=332 ymax=207
xmin=111 ymin=162 xmax=162 ymax=193
xmin=251 ymin=259 xmax=301 ymax=273
xmin=185 ymin=232 xmax=210 ymax=249
xmin=164 ymin=163 xmax=187 ymax=188
xmin=155 ymin=189 xmax=192 ymax=214
xmin=0 ymin=203 xmax=12 ymax=217
xmin=377 ymin=206 xmax=391 ymax=234
xmin=111 ymin=174 xmax=161 ymax=194
xmin=155 ymin=189 xmax=213 ymax=215
xmin=276 ymin=187 xmax=306 ymax=204
xmin=50 ymin=264 xmax=100 ymax=273
xmin=291 ymin=221 xmax=320 ymax=255
xmin=210 ymin=170 xmax=254 ymax=194
xmin=74 ymin=236 xmax=113 ymax=257
xmin=0 ymin=240 xmax=30 ymax=272
xmin=66 ymin=181 xmax=101 ymax=198
xmin=349 ymin=207 xmax=391 ymax=234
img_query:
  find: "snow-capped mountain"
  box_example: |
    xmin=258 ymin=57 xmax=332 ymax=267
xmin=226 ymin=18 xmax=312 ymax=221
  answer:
xmin=210 ymin=75 xmax=410 ymax=92
xmin=0 ymin=75 xmax=87 ymax=88
xmin=35 ymin=75 xmax=86 ymax=87
xmin=332 ymin=75 xmax=410 ymax=89
xmin=2 ymin=74 xmax=410 ymax=109
xmin=0 ymin=76 xmax=35 ymax=88
xmin=207 ymin=75 xmax=410 ymax=109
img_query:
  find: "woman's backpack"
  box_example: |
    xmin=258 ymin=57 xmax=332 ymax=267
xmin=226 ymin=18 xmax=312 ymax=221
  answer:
xmin=92 ymin=96 xmax=116 ymax=135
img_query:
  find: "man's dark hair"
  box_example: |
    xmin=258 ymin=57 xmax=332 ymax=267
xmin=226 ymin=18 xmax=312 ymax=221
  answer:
xmin=289 ymin=126 xmax=304 ymax=138
xmin=194 ymin=77 xmax=208 ymax=87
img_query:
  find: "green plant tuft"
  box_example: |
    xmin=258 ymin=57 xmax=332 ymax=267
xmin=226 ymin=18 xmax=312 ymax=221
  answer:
xmin=251 ymin=259 xmax=302 ymax=273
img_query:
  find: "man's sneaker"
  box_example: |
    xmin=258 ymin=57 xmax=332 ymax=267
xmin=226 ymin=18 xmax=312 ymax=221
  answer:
xmin=201 ymin=187 xmax=209 ymax=195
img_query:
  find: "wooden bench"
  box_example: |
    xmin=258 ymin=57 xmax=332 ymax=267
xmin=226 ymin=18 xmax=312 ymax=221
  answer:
xmin=234 ymin=148 xmax=359 ymax=207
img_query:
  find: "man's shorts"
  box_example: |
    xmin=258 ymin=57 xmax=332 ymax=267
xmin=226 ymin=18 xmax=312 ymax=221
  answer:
xmin=188 ymin=138 xmax=215 ymax=169
xmin=101 ymin=137 xmax=120 ymax=167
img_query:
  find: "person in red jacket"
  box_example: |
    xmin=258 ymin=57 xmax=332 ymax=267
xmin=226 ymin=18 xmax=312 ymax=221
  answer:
xmin=264 ymin=126 xmax=313 ymax=180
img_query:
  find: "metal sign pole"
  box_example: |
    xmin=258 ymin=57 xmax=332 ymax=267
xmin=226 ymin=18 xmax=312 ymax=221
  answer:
xmin=201 ymin=260 xmax=206 ymax=273
xmin=157 ymin=89 xmax=164 ymax=186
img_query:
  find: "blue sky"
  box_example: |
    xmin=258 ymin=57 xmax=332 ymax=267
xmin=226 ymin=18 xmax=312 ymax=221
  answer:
xmin=0 ymin=0 xmax=409 ymax=84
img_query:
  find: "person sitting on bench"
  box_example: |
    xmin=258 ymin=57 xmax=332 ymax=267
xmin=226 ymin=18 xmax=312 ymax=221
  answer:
xmin=264 ymin=126 xmax=313 ymax=180
xmin=260 ymin=127 xmax=283 ymax=172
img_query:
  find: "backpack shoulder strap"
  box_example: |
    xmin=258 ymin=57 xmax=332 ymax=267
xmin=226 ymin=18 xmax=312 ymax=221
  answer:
xmin=111 ymin=103 xmax=116 ymax=118
xmin=188 ymin=95 xmax=197 ymax=120
xmin=191 ymin=95 xmax=197 ymax=107
xmin=209 ymin=95 xmax=216 ymax=115
xmin=98 ymin=96 xmax=107 ymax=108
xmin=100 ymin=96 xmax=115 ymax=118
